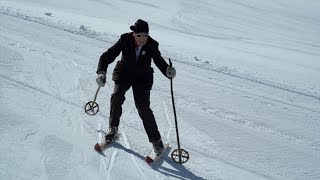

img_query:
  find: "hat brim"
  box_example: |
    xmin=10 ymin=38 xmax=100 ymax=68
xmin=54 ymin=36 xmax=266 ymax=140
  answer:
xmin=130 ymin=25 xmax=135 ymax=32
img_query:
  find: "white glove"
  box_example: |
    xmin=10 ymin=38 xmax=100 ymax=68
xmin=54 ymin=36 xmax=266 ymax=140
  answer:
xmin=166 ymin=66 xmax=176 ymax=79
xmin=96 ymin=74 xmax=106 ymax=87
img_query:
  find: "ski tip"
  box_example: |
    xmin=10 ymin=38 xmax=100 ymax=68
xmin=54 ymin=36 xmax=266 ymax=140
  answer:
xmin=145 ymin=156 xmax=154 ymax=165
xmin=94 ymin=143 xmax=102 ymax=152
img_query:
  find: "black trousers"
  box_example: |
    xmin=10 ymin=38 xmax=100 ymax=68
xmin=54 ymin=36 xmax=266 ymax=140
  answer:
xmin=108 ymin=78 xmax=161 ymax=142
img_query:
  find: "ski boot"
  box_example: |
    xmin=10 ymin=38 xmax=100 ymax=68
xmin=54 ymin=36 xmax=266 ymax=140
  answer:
xmin=152 ymin=139 xmax=164 ymax=156
xmin=145 ymin=139 xmax=168 ymax=164
xmin=94 ymin=126 xmax=119 ymax=152
xmin=105 ymin=126 xmax=118 ymax=143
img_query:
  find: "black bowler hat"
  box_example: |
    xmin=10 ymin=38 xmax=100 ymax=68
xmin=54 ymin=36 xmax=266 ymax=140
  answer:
xmin=130 ymin=19 xmax=149 ymax=33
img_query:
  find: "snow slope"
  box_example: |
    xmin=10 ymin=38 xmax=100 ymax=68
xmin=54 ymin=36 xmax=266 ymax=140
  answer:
xmin=0 ymin=0 xmax=319 ymax=179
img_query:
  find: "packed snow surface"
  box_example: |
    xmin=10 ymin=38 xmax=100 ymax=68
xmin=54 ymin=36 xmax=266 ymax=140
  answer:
xmin=0 ymin=0 xmax=319 ymax=179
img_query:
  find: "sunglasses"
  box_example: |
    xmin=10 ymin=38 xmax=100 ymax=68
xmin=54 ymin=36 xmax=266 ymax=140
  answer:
xmin=136 ymin=34 xmax=149 ymax=38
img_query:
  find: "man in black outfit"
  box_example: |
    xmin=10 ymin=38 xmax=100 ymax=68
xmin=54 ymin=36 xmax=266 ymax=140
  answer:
xmin=96 ymin=19 xmax=176 ymax=155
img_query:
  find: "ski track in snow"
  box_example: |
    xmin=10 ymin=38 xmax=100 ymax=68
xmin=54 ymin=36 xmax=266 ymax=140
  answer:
xmin=1 ymin=6 xmax=318 ymax=103
xmin=173 ymin=90 xmax=320 ymax=153
xmin=163 ymin=101 xmax=173 ymax=141
xmin=0 ymin=74 xmax=79 ymax=108
xmin=168 ymin=56 xmax=320 ymax=102
xmin=106 ymin=150 xmax=118 ymax=179
xmin=96 ymin=116 xmax=148 ymax=179
xmin=171 ymin=86 xmax=320 ymax=151
xmin=157 ymin=91 xmax=275 ymax=179
xmin=96 ymin=123 xmax=120 ymax=180
xmin=120 ymin=132 xmax=147 ymax=180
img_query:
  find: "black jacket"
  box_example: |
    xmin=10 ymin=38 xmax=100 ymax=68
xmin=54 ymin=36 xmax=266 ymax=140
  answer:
xmin=97 ymin=32 xmax=169 ymax=84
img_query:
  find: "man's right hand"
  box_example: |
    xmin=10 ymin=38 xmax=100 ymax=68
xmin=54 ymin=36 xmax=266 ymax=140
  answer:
xmin=96 ymin=74 xmax=106 ymax=87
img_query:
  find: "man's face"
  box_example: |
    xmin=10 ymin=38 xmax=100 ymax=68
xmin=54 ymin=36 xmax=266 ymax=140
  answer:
xmin=134 ymin=33 xmax=148 ymax=46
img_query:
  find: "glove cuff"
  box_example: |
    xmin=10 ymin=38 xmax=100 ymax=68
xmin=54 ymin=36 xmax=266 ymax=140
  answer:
xmin=97 ymin=71 xmax=106 ymax=75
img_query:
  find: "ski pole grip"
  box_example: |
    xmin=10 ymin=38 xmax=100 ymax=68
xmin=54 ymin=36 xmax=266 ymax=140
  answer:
xmin=169 ymin=58 xmax=172 ymax=67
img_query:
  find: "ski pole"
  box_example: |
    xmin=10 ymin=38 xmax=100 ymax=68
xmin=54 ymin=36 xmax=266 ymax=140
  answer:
xmin=92 ymin=86 xmax=100 ymax=105
xmin=169 ymin=58 xmax=189 ymax=164
xmin=85 ymin=86 xmax=100 ymax=116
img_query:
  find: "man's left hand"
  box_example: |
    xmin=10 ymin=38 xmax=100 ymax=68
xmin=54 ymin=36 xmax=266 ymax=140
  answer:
xmin=166 ymin=66 xmax=176 ymax=79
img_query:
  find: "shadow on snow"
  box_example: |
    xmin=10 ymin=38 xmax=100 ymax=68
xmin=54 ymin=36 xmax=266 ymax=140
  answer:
xmin=113 ymin=143 xmax=206 ymax=180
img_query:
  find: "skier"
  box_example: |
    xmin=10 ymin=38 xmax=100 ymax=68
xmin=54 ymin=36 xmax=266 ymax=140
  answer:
xmin=95 ymin=19 xmax=176 ymax=156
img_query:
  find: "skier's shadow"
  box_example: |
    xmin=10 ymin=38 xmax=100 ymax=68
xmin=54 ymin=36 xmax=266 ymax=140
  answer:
xmin=113 ymin=143 xmax=146 ymax=161
xmin=114 ymin=144 xmax=205 ymax=180
xmin=151 ymin=147 xmax=206 ymax=180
